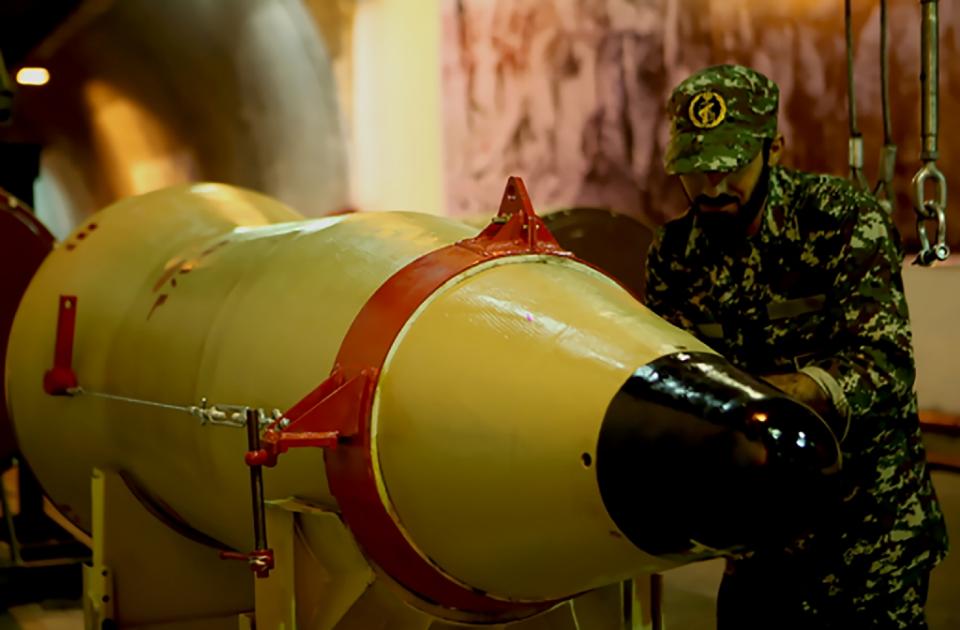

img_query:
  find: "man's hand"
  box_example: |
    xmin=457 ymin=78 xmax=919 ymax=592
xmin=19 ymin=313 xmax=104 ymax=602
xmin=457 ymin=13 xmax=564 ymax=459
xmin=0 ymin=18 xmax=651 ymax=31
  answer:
xmin=761 ymin=372 xmax=835 ymax=421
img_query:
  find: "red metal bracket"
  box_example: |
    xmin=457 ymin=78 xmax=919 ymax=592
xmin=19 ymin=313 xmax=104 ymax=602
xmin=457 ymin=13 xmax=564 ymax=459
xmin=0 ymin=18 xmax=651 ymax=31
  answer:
xmin=459 ymin=176 xmax=566 ymax=256
xmin=43 ymin=295 xmax=79 ymax=395
xmin=226 ymin=368 xmax=376 ymax=577
xmin=245 ymin=367 xmax=377 ymax=468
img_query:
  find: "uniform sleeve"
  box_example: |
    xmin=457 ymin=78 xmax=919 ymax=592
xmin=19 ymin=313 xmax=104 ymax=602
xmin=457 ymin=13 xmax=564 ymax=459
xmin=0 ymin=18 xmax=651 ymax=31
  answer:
xmin=808 ymin=200 xmax=916 ymax=434
xmin=643 ymin=228 xmax=696 ymax=332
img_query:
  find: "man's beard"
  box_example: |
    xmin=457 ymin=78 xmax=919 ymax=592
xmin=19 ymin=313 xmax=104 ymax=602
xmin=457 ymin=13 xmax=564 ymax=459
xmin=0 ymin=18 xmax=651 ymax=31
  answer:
xmin=692 ymin=160 xmax=772 ymax=239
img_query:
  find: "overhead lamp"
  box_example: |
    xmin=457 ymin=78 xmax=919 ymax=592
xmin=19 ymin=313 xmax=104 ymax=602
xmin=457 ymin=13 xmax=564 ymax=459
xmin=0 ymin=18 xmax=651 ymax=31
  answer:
xmin=16 ymin=67 xmax=50 ymax=86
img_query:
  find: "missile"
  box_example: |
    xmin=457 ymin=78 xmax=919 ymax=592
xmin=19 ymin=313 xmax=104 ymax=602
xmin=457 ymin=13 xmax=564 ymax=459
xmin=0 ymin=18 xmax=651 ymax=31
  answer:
xmin=3 ymin=178 xmax=839 ymax=627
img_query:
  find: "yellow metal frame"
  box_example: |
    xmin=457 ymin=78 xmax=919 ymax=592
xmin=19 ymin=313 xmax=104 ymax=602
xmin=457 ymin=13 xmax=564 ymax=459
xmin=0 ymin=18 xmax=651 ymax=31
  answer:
xmin=85 ymin=468 xmax=252 ymax=629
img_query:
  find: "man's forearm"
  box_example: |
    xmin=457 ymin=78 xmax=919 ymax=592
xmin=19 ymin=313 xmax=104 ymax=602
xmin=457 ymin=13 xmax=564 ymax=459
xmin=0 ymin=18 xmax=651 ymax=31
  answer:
xmin=761 ymin=372 xmax=836 ymax=422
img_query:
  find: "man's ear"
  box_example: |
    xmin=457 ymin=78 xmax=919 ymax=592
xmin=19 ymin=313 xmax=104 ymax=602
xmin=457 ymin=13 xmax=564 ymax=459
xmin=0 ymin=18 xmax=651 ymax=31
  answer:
xmin=768 ymin=133 xmax=785 ymax=167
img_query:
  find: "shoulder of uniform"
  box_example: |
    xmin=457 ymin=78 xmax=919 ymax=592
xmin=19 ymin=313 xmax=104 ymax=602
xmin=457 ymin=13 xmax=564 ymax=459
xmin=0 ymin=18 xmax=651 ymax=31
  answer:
xmin=789 ymin=169 xmax=884 ymax=230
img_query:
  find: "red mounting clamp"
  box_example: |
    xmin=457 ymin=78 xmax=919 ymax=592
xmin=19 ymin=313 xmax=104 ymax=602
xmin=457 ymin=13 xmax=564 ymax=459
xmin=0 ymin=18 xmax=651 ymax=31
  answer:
xmin=43 ymin=295 xmax=80 ymax=395
xmin=225 ymin=367 xmax=376 ymax=577
xmin=245 ymin=367 xmax=377 ymax=468
xmin=459 ymin=176 xmax=566 ymax=257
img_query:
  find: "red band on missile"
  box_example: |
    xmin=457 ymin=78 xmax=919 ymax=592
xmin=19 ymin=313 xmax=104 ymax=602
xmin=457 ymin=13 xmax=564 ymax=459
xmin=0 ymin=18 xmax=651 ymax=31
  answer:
xmin=274 ymin=177 xmax=570 ymax=615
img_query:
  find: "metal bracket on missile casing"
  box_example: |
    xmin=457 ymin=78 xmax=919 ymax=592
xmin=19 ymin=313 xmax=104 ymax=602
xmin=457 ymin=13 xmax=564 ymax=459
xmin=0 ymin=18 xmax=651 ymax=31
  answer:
xmin=244 ymin=366 xmax=377 ymax=469
xmin=43 ymin=294 xmax=80 ymax=395
xmin=225 ymin=367 xmax=376 ymax=578
xmin=459 ymin=176 xmax=568 ymax=257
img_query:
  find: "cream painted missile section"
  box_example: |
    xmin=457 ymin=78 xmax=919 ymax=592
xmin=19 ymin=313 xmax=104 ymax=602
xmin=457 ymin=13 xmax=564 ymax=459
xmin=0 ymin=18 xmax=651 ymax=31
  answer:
xmin=6 ymin=183 xmax=716 ymax=629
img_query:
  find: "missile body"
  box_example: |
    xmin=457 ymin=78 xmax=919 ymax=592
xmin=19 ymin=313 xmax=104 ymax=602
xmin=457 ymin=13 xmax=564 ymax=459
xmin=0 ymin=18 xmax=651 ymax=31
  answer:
xmin=5 ymin=182 xmax=839 ymax=625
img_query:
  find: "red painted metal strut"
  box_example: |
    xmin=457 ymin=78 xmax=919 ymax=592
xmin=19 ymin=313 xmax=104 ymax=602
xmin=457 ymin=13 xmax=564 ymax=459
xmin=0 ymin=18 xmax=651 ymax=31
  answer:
xmin=43 ymin=295 xmax=79 ymax=395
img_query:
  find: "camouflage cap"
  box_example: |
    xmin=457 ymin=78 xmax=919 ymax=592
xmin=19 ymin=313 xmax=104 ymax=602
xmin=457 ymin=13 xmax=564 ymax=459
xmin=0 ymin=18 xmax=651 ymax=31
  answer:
xmin=664 ymin=64 xmax=779 ymax=175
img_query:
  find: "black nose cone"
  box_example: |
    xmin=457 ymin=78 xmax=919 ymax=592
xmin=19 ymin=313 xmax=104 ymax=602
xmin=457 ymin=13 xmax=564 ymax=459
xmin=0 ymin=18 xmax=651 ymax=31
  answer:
xmin=596 ymin=351 xmax=841 ymax=559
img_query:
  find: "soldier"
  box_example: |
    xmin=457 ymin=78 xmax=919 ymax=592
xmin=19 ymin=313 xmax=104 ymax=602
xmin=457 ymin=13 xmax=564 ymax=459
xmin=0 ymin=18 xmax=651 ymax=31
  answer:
xmin=645 ymin=64 xmax=948 ymax=629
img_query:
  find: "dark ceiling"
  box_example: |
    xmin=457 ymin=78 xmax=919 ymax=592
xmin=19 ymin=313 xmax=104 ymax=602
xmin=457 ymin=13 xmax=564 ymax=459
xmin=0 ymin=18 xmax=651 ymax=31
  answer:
xmin=0 ymin=0 xmax=80 ymax=66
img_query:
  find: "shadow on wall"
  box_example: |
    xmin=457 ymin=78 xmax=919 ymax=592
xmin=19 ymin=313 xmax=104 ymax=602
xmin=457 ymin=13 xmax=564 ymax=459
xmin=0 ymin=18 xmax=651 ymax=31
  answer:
xmin=0 ymin=0 xmax=348 ymax=237
xmin=442 ymin=0 xmax=960 ymax=250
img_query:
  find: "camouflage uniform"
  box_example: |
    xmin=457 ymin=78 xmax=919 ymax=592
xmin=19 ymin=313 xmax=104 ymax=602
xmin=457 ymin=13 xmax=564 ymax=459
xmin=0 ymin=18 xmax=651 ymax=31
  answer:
xmin=647 ymin=65 xmax=948 ymax=629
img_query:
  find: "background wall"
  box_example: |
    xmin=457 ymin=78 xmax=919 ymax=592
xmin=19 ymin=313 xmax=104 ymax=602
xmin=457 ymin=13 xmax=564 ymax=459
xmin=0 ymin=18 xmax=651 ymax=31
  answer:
xmin=441 ymin=0 xmax=960 ymax=251
xmin=903 ymin=263 xmax=960 ymax=415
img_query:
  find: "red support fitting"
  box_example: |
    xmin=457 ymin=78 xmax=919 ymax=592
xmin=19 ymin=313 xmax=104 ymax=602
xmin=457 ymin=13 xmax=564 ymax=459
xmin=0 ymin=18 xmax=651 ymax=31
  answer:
xmin=245 ymin=367 xmax=377 ymax=468
xmin=460 ymin=176 xmax=566 ymax=256
xmin=43 ymin=295 xmax=79 ymax=395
